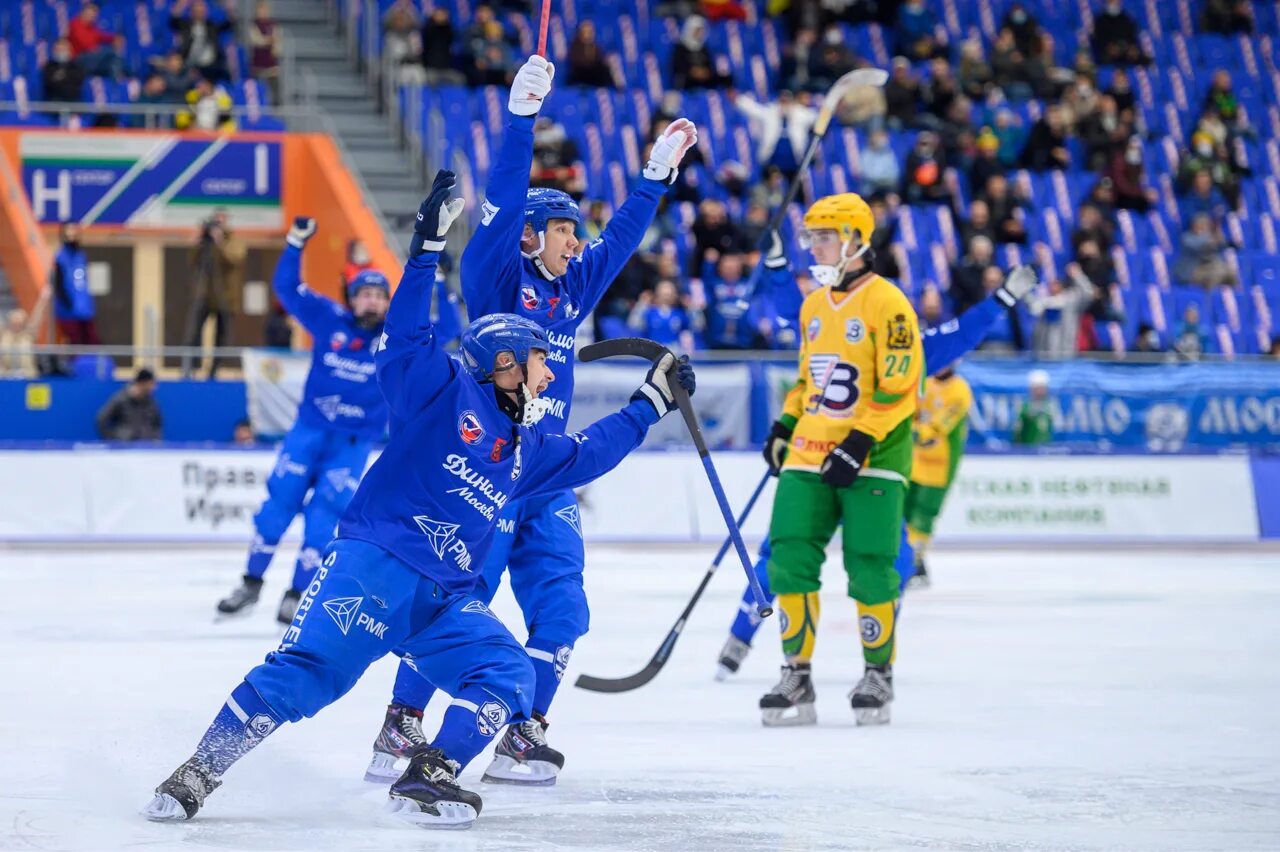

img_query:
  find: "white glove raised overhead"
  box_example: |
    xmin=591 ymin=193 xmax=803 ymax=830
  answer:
xmin=509 ymin=55 xmax=554 ymax=116
xmin=286 ymin=216 xmax=316 ymax=249
xmin=995 ymin=264 xmax=1038 ymax=306
xmin=644 ymin=117 xmax=699 ymax=184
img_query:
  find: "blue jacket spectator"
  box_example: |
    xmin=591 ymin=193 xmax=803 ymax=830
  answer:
xmin=700 ymin=254 xmax=763 ymax=349
xmin=627 ymin=280 xmax=694 ymax=352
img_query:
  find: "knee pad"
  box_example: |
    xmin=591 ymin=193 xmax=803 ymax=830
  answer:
xmin=525 ymin=576 xmax=590 ymax=644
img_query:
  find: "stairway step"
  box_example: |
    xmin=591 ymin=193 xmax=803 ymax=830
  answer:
xmin=353 ymin=150 xmax=413 ymax=176
xmin=271 ymin=0 xmax=330 ymax=24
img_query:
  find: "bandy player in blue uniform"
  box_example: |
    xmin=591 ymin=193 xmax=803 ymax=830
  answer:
xmin=216 ymin=227 xmax=391 ymax=624
xmin=714 ymin=265 xmax=1038 ymax=681
xmin=144 ymin=172 xmax=696 ymax=830
xmin=364 ymin=54 xmax=700 ymax=786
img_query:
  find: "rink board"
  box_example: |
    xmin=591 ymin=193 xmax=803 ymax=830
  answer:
xmin=0 ymin=448 xmax=1269 ymax=544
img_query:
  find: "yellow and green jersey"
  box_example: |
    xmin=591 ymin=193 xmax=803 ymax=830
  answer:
xmin=911 ymin=374 xmax=973 ymax=489
xmin=780 ymin=275 xmax=924 ymax=481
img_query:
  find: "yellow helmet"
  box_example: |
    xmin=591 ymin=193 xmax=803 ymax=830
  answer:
xmin=801 ymin=193 xmax=875 ymax=247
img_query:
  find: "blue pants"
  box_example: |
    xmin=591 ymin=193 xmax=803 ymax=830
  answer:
xmin=246 ymin=424 xmax=372 ymax=592
xmin=192 ymin=538 xmax=536 ymax=777
xmin=390 ymin=489 xmax=586 ymax=718
xmin=729 ymin=525 xmax=916 ymax=646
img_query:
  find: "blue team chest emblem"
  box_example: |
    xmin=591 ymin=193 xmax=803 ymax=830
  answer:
xmin=329 ymin=330 xmax=348 ymax=349
xmin=521 ymin=287 xmax=541 ymax=310
xmin=458 ymin=410 xmax=485 ymax=445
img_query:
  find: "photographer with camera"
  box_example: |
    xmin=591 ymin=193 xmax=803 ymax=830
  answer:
xmin=181 ymin=208 xmax=245 ymax=379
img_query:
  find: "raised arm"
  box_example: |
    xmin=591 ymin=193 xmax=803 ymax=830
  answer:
xmin=922 ymin=265 xmax=1037 ymax=372
xmin=458 ymin=55 xmax=552 ymax=316
xmin=272 ymin=220 xmax=346 ymax=334
xmin=565 ymin=119 xmax=696 ymax=311
xmin=376 ymin=172 xmax=468 ymax=420
xmin=517 ymin=354 xmax=696 ymax=498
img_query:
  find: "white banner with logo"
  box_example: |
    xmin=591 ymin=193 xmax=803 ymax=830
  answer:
xmin=0 ymin=449 xmax=1262 ymax=543
xmin=242 ymin=349 xmax=310 ymax=436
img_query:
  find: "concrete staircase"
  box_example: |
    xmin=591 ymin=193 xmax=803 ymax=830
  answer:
xmin=269 ymin=0 xmax=422 ymax=247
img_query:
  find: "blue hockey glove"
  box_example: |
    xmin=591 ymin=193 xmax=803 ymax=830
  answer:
xmin=412 ymin=170 xmax=466 ymax=257
xmin=632 ymin=353 xmax=696 ymax=417
xmin=286 ymin=216 xmax=316 ymax=249
xmin=819 ymin=429 xmax=874 ymax=488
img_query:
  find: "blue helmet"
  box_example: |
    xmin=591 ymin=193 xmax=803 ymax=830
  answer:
xmin=347 ymin=269 xmax=390 ymax=301
xmin=459 ymin=313 xmax=550 ymax=384
xmin=524 ymin=188 xmax=581 ymax=235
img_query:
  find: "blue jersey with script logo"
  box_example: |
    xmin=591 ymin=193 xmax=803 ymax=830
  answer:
xmin=460 ymin=113 xmax=669 ymax=435
xmin=337 ymin=252 xmax=662 ymax=595
xmin=273 ymin=244 xmax=387 ymax=440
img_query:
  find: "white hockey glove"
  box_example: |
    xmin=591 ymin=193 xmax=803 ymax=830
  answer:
xmin=413 ymin=169 xmax=466 ymax=256
xmin=509 ymin=55 xmax=554 ymax=117
xmin=995 ymin=264 xmax=1038 ymax=307
xmin=286 ymin=216 xmax=316 ymax=249
xmin=631 ymin=352 xmax=697 ymax=417
xmin=644 ymin=118 xmax=699 ymax=184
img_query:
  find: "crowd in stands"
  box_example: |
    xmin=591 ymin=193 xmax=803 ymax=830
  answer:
xmin=376 ymin=0 xmax=1280 ymax=358
xmin=0 ymin=0 xmax=281 ymax=130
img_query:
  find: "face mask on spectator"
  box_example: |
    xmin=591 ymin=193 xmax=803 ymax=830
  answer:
xmin=1011 ymin=10 xmax=1026 ymax=23
xmin=1125 ymin=148 xmax=1142 ymax=165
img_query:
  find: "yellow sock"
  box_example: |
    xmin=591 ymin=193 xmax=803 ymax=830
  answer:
xmin=906 ymin=525 xmax=930 ymax=555
xmin=857 ymin=600 xmax=897 ymax=667
xmin=778 ymin=592 xmax=820 ymax=663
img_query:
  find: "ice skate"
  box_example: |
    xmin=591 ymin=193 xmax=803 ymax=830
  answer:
xmin=908 ymin=556 xmax=931 ymax=589
xmin=759 ymin=663 xmax=816 ymax=726
xmin=386 ymin=747 xmax=482 ymax=829
xmin=481 ymin=714 xmax=564 ymax=786
xmin=849 ymin=665 xmax=893 ymax=725
xmin=276 ymin=588 xmax=301 ymax=625
xmin=216 ymin=575 xmax=262 ymax=618
xmin=715 ymin=635 xmax=751 ymax=680
xmin=365 ymin=704 xmax=428 ymax=783
xmin=141 ymin=757 xmax=220 ymax=821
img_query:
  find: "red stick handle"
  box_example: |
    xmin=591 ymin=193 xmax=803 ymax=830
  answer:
xmin=536 ymin=0 xmax=551 ymax=57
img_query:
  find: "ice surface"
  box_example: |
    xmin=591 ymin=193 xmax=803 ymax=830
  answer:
xmin=1 ymin=544 xmax=1278 ymax=851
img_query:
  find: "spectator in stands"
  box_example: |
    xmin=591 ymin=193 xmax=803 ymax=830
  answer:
xmin=860 ymin=129 xmax=901 ymax=196
xmin=1001 ymin=2 xmax=1042 ymax=58
xmin=567 ymin=21 xmax=616 ymax=88
xmin=701 ymin=0 xmax=748 ymax=23
xmin=956 ymin=38 xmax=993 ymax=101
xmin=750 ymin=164 xmax=788 ymax=210
xmin=968 ymin=128 xmax=1004 ymax=192
xmin=1013 ymin=370 xmax=1053 ymax=445
xmin=1104 ymin=67 xmax=1136 ymax=113
xmin=420 ymin=8 xmax=464 ymax=85
xmin=980 ymin=174 xmax=1028 ymax=243
xmin=250 ymin=1 xmax=282 ymax=104
xmin=51 ymin=224 xmax=99 ymax=347
xmin=961 ymin=200 xmax=997 ymax=246
xmin=808 ymin=26 xmax=858 ymax=92
xmin=176 ymin=76 xmax=235 ymax=131
xmin=689 ymin=199 xmax=743 ymax=274
xmin=1177 ymin=132 xmax=1244 ymax=210
xmin=739 ymin=201 xmax=770 ymax=251
xmin=531 ymin=117 xmax=586 ymax=196
xmin=990 ymin=28 xmax=1030 ymax=100
xmin=264 ymin=299 xmax=292 ymax=348
xmin=233 ymin=419 xmax=257 ymax=446
xmin=1029 ymin=274 xmax=1091 ymax=357
xmin=867 ymin=194 xmax=902 ymax=280
xmin=701 ymin=253 xmax=763 ymax=349
xmin=903 ymin=131 xmax=949 ymax=205
xmin=137 ymin=74 xmax=178 ymax=126
xmin=883 ymin=56 xmax=920 ymax=130
xmin=1201 ymin=0 xmax=1253 ymax=35
xmin=97 ymin=369 xmax=162 ymax=442
xmin=1077 ymin=94 xmax=1124 ymax=171
xmin=182 ymin=209 xmax=246 ymax=379
xmin=628 ymin=279 xmax=695 ymax=352
xmin=1203 ymin=69 xmax=1245 ymax=132
xmin=69 ymin=2 xmax=125 ymax=81
xmin=734 ymin=91 xmax=817 ymax=184
xmin=1086 ymin=177 xmax=1118 ymax=221
xmin=1105 ymin=136 xmax=1158 ymax=212
xmin=1059 ymin=76 xmax=1099 ymax=134
xmin=1174 ymin=213 xmax=1238 ymax=290
xmin=779 ymin=27 xmax=817 ymax=92
xmin=42 ymin=39 xmax=87 ymax=106
xmin=895 ymin=0 xmax=945 ymax=61
xmin=918 ymin=287 xmax=944 ymax=328
xmin=1179 ymin=170 xmax=1229 ymax=223
xmin=1072 ymin=203 xmax=1114 ymax=253
xmin=1133 ymin=322 xmax=1163 ymax=353
xmin=937 ymin=95 xmax=976 ymax=161
xmin=1071 ymin=238 xmax=1124 ymax=328
xmin=1173 ymin=303 xmax=1208 ymax=361
xmin=1019 ymin=103 xmax=1071 ymax=171
xmin=0 ymin=289 xmax=51 ymax=379
xmin=672 ymin=16 xmax=729 ymax=90
xmin=158 ymin=51 xmax=197 ymax=101
xmin=1090 ymin=0 xmax=1147 ymax=66
xmin=950 ymin=235 xmax=995 ymax=315
xmin=920 ymin=57 xmax=959 ymax=129
xmin=171 ymin=0 xmax=236 ymax=84
xmin=469 ymin=19 xmax=516 ymax=86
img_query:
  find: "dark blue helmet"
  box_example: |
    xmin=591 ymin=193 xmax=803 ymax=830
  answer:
xmin=524 ymin=188 xmax=581 ymax=234
xmin=346 ymin=269 xmax=390 ymax=301
xmin=459 ymin=313 xmax=551 ymax=383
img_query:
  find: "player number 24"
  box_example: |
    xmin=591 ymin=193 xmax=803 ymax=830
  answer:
xmin=884 ymin=354 xmax=912 ymax=378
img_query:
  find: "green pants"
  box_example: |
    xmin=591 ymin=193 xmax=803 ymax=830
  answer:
xmin=904 ymin=482 xmax=949 ymax=536
xmin=766 ymin=470 xmax=905 ymax=605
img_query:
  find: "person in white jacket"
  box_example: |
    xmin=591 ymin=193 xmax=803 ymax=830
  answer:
xmin=733 ymin=90 xmax=817 ymax=181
